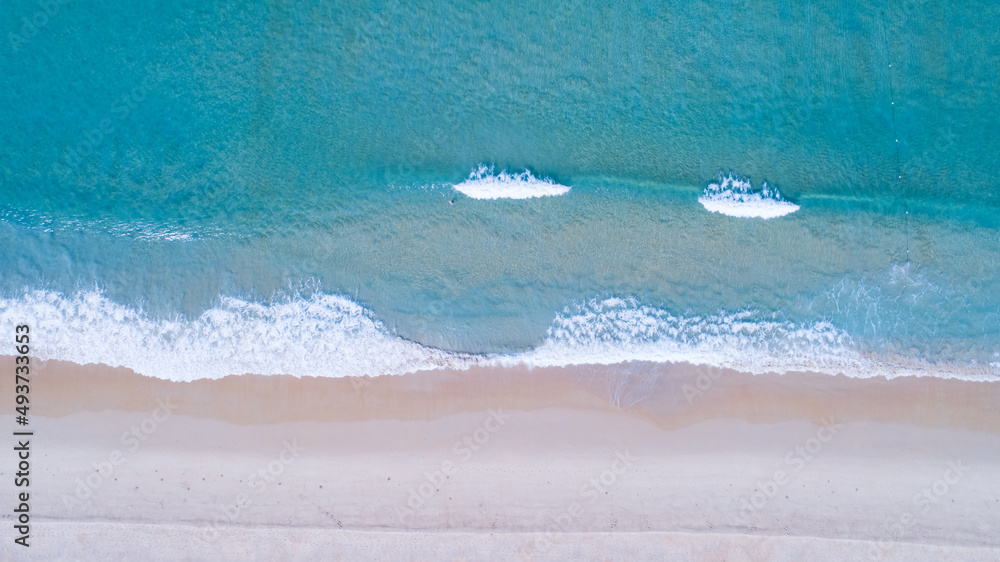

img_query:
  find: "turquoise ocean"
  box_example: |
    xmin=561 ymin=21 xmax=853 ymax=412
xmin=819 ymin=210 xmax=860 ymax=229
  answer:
xmin=1 ymin=0 xmax=998 ymax=381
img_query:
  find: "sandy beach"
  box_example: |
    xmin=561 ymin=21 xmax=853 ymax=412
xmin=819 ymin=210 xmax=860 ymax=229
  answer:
xmin=2 ymin=357 xmax=999 ymax=560
xmin=5 ymin=0 xmax=999 ymax=561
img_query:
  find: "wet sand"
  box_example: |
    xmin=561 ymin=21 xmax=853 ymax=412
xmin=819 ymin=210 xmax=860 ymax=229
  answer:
xmin=2 ymin=357 xmax=999 ymax=560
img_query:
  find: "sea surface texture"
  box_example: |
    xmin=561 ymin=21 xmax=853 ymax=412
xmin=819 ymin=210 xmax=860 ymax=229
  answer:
xmin=1 ymin=0 xmax=998 ymax=381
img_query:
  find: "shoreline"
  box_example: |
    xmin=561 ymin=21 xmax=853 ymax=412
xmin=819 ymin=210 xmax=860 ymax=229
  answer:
xmin=6 ymin=290 xmax=1000 ymax=384
xmin=3 ymin=357 xmax=999 ymax=560
xmin=4 ymin=356 xmax=999 ymax=432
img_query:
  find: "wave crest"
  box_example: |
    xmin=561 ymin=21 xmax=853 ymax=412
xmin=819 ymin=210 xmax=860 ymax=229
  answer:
xmin=2 ymin=291 xmax=994 ymax=382
xmin=515 ymin=297 xmax=858 ymax=372
xmin=453 ymin=164 xmax=571 ymax=200
xmin=0 ymin=290 xmax=479 ymax=381
xmin=698 ymin=174 xmax=800 ymax=219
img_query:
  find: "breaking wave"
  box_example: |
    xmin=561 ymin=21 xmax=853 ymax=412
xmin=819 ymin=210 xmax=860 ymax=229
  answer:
xmin=698 ymin=174 xmax=800 ymax=219
xmin=453 ymin=164 xmax=571 ymax=199
xmin=2 ymin=290 xmax=995 ymax=382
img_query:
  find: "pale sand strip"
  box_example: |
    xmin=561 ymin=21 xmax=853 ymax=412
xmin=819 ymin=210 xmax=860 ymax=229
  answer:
xmin=29 ymin=525 xmax=1000 ymax=561
xmin=2 ymin=357 xmax=999 ymax=560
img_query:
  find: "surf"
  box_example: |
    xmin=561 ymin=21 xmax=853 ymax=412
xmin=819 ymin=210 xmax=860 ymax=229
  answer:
xmin=698 ymin=174 xmax=800 ymax=219
xmin=453 ymin=164 xmax=571 ymax=200
xmin=3 ymin=289 xmax=995 ymax=383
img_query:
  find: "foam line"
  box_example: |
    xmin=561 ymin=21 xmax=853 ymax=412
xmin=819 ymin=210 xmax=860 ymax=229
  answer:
xmin=3 ymin=291 xmax=996 ymax=382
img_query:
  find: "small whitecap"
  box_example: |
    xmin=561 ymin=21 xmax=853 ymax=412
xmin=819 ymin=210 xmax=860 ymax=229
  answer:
xmin=698 ymin=174 xmax=800 ymax=219
xmin=453 ymin=164 xmax=570 ymax=200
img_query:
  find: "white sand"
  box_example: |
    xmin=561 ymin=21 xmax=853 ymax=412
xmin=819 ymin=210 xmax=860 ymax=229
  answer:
xmin=2 ymin=359 xmax=999 ymax=560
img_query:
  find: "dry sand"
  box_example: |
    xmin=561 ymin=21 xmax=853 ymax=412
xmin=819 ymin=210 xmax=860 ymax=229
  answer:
xmin=1 ymin=357 xmax=999 ymax=561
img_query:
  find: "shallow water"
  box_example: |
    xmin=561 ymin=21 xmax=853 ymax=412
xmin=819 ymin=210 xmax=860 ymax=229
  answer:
xmin=1 ymin=0 xmax=998 ymax=380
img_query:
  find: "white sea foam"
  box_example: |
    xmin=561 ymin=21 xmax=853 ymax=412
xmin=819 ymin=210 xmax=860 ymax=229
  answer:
xmin=511 ymin=298 xmax=859 ymax=372
xmin=1 ymin=291 xmax=995 ymax=382
xmin=698 ymin=174 xmax=800 ymax=219
xmin=516 ymin=298 xmax=997 ymax=380
xmin=453 ymin=164 xmax=570 ymax=200
xmin=0 ymin=290 xmax=480 ymax=381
